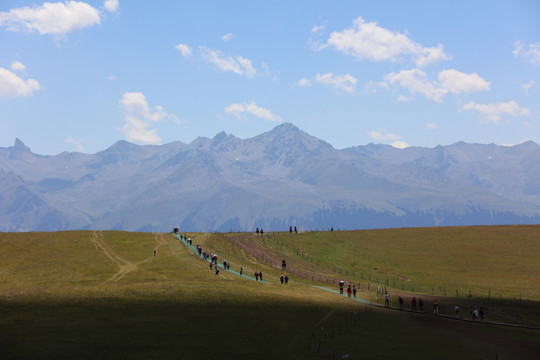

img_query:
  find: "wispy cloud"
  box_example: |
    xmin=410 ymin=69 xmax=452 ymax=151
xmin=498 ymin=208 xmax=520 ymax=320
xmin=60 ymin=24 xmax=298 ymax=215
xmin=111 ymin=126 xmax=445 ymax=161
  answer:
xmin=426 ymin=122 xmax=439 ymax=130
xmin=200 ymin=46 xmax=256 ymax=78
xmin=315 ymin=72 xmax=357 ymax=93
xmin=296 ymin=78 xmax=311 ymax=87
xmin=324 ymin=16 xmax=450 ymax=67
xmin=175 ymin=43 xmax=193 ymax=58
xmin=10 ymin=61 xmax=26 ymax=72
xmin=221 ymin=32 xmax=233 ymax=41
xmin=513 ymin=41 xmax=540 ymax=65
xmin=0 ymin=62 xmax=40 ymax=97
xmin=103 ymin=0 xmax=119 ymax=13
xmin=118 ymin=92 xmax=179 ymax=144
xmin=517 ymin=80 xmax=535 ymax=94
xmin=66 ymin=136 xmax=86 ymax=152
xmin=225 ymin=101 xmax=282 ymax=122
xmin=461 ymin=101 xmax=530 ymax=123
xmin=0 ymin=1 xmax=101 ymax=36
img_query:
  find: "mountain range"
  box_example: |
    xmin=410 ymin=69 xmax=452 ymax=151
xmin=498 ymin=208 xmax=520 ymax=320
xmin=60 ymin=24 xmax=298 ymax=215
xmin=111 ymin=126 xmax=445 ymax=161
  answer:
xmin=2 ymin=123 xmax=540 ymax=232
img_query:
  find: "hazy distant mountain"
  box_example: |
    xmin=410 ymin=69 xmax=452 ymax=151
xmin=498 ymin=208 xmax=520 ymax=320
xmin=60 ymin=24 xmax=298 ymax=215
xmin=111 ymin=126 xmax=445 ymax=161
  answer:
xmin=2 ymin=123 xmax=540 ymax=232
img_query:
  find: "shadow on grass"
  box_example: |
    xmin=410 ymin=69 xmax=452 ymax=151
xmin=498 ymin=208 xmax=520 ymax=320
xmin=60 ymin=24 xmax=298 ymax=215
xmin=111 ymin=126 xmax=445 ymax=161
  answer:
xmin=1 ymin=296 xmax=539 ymax=360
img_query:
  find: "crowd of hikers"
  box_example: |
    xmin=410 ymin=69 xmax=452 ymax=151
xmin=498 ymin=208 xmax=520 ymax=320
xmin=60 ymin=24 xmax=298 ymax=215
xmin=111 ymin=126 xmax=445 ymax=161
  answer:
xmin=173 ymin=226 xmax=488 ymax=322
xmin=173 ymin=227 xmax=287 ymax=283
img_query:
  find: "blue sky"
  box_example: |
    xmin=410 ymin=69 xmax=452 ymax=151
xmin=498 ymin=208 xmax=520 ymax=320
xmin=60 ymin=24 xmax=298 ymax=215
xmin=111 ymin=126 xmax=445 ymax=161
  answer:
xmin=1 ymin=0 xmax=539 ymax=155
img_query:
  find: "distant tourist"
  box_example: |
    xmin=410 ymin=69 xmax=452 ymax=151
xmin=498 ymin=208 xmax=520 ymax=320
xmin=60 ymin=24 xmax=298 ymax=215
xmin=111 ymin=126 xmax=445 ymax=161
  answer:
xmin=339 ymin=281 xmax=345 ymax=294
xmin=433 ymin=300 xmax=439 ymax=315
xmin=479 ymin=307 xmax=485 ymax=321
xmin=294 ymin=226 xmax=297 ymax=234
xmin=215 ymin=266 xmax=220 ymax=275
xmin=259 ymin=271 xmax=263 ymax=281
xmin=398 ymin=296 xmax=404 ymax=310
xmin=280 ymin=275 xmax=284 ymax=284
xmin=455 ymin=305 xmax=460 ymax=317
xmin=240 ymin=267 xmax=243 ymax=276
xmin=347 ymin=284 xmax=352 ymax=298
xmin=385 ymin=292 xmax=390 ymax=307
xmin=353 ymin=285 xmax=357 ymax=298
xmin=153 ymin=249 xmax=156 ymax=256
xmin=256 ymin=228 xmax=259 ymax=235
xmin=411 ymin=297 xmax=417 ymax=312
xmin=418 ymin=298 xmax=424 ymax=312
xmin=285 ymin=275 xmax=288 ymax=284
xmin=255 ymin=272 xmax=259 ymax=281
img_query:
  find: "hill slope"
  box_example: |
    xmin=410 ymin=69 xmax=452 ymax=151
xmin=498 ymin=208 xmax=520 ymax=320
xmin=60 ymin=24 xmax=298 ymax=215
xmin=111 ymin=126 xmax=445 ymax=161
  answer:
xmin=0 ymin=229 xmax=538 ymax=359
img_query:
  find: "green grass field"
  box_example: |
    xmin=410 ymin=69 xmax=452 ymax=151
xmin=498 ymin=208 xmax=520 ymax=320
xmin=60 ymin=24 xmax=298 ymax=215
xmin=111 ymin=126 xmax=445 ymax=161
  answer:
xmin=0 ymin=227 xmax=539 ymax=359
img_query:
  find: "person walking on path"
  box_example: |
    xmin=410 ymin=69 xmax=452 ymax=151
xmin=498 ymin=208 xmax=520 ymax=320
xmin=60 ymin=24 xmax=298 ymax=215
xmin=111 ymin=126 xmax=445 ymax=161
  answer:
xmin=285 ymin=275 xmax=289 ymax=284
xmin=346 ymin=285 xmax=352 ymax=298
xmin=419 ymin=298 xmax=424 ymax=312
xmin=455 ymin=305 xmax=460 ymax=318
xmin=398 ymin=296 xmax=404 ymax=310
xmin=153 ymin=249 xmax=156 ymax=256
xmin=339 ymin=281 xmax=344 ymax=294
xmin=240 ymin=267 xmax=243 ymax=276
xmin=259 ymin=271 xmax=263 ymax=281
xmin=280 ymin=275 xmax=284 ymax=284
xmin=215 ymin=266 xmax=220 ymax=275
xmin=385 ymin=292 xmax=390 ymax=307
xmin=479 ymin=307 xmax=485 ymax=321
xmin=411 ymin=297 xmax=417 ymax=312
xmin=353 ymin=285 xmax=357 ymax=298
xmin=433 ymin=300 xmax=440 ymax=315
xmin=255 ymin=272 xmax=259 ymax=281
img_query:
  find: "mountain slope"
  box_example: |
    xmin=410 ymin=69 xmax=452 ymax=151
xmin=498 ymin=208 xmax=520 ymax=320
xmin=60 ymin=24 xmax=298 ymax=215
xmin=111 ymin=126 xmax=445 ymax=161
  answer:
xmin=1 ymin=123 xmax=540 ymax=232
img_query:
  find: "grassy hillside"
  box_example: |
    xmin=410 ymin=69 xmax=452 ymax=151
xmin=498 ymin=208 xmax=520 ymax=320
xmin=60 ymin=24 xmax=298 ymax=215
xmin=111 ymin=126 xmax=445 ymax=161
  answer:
xmin=0 ymin=228 xmax=539 ymax=359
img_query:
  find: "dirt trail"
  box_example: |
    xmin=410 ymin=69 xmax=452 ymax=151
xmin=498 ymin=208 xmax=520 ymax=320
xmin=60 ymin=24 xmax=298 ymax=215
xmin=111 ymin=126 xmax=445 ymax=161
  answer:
xmin=91 ymin=231 xmax=168 ymax=283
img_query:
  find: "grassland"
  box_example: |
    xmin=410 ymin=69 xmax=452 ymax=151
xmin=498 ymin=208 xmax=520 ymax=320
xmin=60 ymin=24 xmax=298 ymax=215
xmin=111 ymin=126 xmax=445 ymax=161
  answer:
xmin=0 ymin=227 xmax=539 ymax=359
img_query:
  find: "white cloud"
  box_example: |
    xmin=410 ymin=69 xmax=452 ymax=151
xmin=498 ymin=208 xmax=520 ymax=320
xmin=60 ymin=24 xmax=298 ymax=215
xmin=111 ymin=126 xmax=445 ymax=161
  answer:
xmin=66 ymin=136 xmax=86 ymax=152
xmin=106 ymin=74 xmax=117 ymax=81
xmin=315 ymin=72 xmax=357 ymax=93
xmin=175 ymin=43 xmax=193 ymax=58
xmin=225 ymin=101 xmax=282 ymax=122
xmin=118 ymin=92 xmax=178 ymax=144
xmin=391 ymin=140 xmax=409 ymax=149
xmin=438 ymin=69 xmax=490 ymax=95
xmin=367 ymin=130 xmax=401 ymax=142
xmin=518 ymin=80 xmax=535 ymax=94
xmin=461 ymin=101 xmax=530 ymax=123
xmin=513 ymin=41 xmax=540 ymax=65
xmin=325 ymin=16 xmax=450 ymax=67
xmin=10 ymin=61 xmax=26 ymax=72
xmin=103 ymin=0 xmax=119 ymax=13
xmin=368 ymin=129 xmax=408 ymax=148
xmin=296 ymin=78 xmax=311 ymax=87
xmin=221 ymin=32 xmax=233 ymax=41
xmin=200 ymin=46 xmax=256 ymax=78
xmin=0 ymin=1 xmax=100 ymax=36
xmin=0 ymin=66 xmax=40 ymax=97
xmin=383 ymin=68 xmax=490 ymax=102
xmin=385 ymin=68 xmax=447 ymax=102
xmin=426 ymin=122 xmax=439 ymax=130
xmin=311 ymin=24 xmax=325 ymax=34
